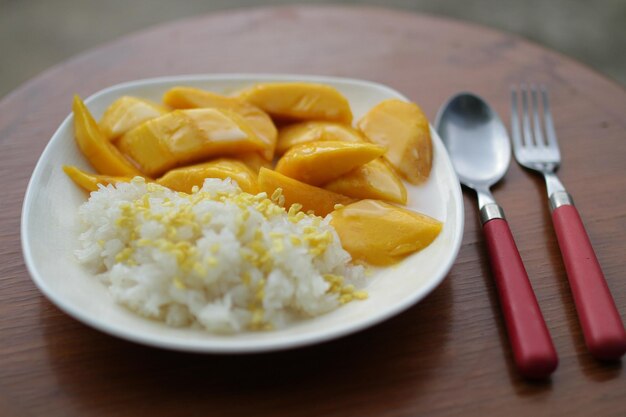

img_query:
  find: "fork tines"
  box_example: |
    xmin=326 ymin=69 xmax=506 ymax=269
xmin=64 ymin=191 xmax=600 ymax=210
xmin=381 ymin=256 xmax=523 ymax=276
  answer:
xmin=510 ymin=84 xmax=561 ymax=167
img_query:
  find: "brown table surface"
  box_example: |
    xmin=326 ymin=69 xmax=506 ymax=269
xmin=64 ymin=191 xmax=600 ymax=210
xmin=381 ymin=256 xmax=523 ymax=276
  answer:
xmin=2 ymin=5 xmax=625 ymax=417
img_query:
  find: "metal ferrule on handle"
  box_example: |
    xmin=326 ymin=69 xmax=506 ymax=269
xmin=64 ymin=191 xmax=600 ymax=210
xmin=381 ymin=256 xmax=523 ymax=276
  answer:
xmin=480 ymin=203 xmax=506 ymax=224
xmin=545 ymin=172 xmax=574 ymax=211
xmin=549 ymin=190 xmax=574 ymax=211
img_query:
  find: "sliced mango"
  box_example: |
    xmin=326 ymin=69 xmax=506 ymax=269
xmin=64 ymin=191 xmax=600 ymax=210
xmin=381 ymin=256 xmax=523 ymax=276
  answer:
xmin=236 ymin=82 xmax=353 ymax=124
xmin=324 ymin=158 xmax=407 ymax=204
xmin=330 ymin=199 xmax=442 ymax=266
xmin=275 ymin=141 xmax=385 ymax=186
xmin=236 ymin=152 xmax=273 ymax=173
xmin=157 ymin=159 xmax=258 ymax=194
xmin=276 ymin=121 xmax=364 ymax=155
xmin=258 ymin=168 xmax=354 ymax=217
xmin=63 ymin=165 xmax=135 ymax=192
xmin=163 ymin=87 xmax=277 ymax=160
xmin=99 ymin=96 xmax=168 ymax=140
xmin=357 ymin=99 xmax=433 ymax=184
xmin=163 ymin=86 xmax=238 ymax=109
xmin=117 ymin=108 xmax=266 ymax=177
xmin=72 ymin=96 xmax=143 ymax=177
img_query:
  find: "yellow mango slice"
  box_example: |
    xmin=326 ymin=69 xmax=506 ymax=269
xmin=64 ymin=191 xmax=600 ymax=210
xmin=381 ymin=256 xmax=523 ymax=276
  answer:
xmin=330 ymin=199 xmax=442 ymax=266
xmin=63 ymin=165 xmax=135 ymax=192
xmin=163 ymin=87 xmax=277 ymax=160
xmin=358 ymin=99 xmax=433 ymax=184
xmin=117 ymin=108 xmax=266 ymax=177
xmin=99 ymin=96 xmax=168 ymax=140
xmin=236 ymin=82 xmax=353 ymax=124
xmin=72 ymin=96 xmax=143 ymax=177
xmin=236 ymin=152 xmax=273 ymax=173
xmin=258 ymin=168 xmax=354 ymax=217
xmin=157 ymin=159 xmax=258 ymax=194
xmin=275 ymin=141 xmax=385 ymax=186
xmin=324 ymin=158 xmax=407 ymax=204
xmin=276 ymin=121 xmax=364 ymax=155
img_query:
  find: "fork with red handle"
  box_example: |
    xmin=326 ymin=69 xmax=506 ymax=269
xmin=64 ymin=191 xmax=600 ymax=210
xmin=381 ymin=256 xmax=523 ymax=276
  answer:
xmin=510 ymin=85 xmax=626 ymax=360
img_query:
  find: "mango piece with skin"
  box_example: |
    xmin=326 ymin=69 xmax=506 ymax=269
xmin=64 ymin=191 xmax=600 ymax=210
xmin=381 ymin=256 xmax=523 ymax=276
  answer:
xmin=63 ymin=165 xmax=135 ymax=192
xmin=236 ymin=82 xmax=353 ymax=124
xmin=258 ymin=168 xmax=354 ymax=217
xmin=275 ymin=141 xmax=386 ymax=186
xmin=157 ymin=158 xmax=259 ymax=194
xmin=163 ymin=87 xmax=277 ymax=160
xmin=276 ymin=121 xmax=365 ymax=155
xmin=330 ymin=199 xmax=442 ymax=266
xmin=99 ymin=96 xmax=168 ymax=141
xmin=72 ymin=96 xmax=144 ymax=177
xmin=117 ymin=108 xmax=266 ymax=177
xmin=357 ymin=99 xmax=433 ymax=184
xmin=324 ymin=158 xmax=407 ymax=204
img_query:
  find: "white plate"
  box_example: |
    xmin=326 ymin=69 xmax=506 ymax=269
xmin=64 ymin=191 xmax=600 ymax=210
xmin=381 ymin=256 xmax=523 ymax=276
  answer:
xmin=21 ymin=74 xmax=464 ymax=353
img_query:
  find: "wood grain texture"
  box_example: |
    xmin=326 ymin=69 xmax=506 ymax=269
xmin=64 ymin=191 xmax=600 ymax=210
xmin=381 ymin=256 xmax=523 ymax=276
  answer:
xmin=1 ymin=5 xmax=625 ymax=416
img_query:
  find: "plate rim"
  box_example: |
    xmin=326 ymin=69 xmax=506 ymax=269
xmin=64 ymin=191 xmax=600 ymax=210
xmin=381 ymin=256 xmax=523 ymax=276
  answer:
xmin=21 ymin=73 xmax=464 ymax=353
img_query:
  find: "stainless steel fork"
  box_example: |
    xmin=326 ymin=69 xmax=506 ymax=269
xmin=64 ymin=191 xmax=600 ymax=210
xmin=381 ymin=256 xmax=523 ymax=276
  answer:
xmin=511 ymin=85 xmax=626 ymax=360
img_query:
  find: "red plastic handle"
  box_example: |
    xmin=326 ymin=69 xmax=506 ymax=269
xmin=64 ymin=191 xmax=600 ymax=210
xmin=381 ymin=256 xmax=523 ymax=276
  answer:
xmin=483 ymin=218 xmax=558 ymax=378
xmin=552 ymin=204 xmax=626 ymax=360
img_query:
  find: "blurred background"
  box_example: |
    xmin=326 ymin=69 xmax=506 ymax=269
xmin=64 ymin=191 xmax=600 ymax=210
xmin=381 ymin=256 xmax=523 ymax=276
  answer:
xmin=1 ymin=0 xmax=625 ymax=97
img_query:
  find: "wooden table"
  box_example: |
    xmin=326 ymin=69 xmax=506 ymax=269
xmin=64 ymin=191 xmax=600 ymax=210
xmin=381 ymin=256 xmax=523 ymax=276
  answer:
xmin=1 ymin=6 xmax=625 ymax=416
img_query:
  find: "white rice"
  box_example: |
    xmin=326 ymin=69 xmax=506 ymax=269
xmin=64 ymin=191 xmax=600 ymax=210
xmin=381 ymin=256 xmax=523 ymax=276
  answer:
xmin=75 ymin=177 xmax=366 ymax=333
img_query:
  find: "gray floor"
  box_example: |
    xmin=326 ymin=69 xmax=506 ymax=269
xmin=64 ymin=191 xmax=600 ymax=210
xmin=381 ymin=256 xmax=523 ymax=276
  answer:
xmin=1 ymin=0 xmax=625 ymax=98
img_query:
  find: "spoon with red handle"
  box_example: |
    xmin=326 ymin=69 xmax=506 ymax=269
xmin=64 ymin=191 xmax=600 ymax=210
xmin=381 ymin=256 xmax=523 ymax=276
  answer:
xmin=436 ymin=92 xmax=558 ymax=378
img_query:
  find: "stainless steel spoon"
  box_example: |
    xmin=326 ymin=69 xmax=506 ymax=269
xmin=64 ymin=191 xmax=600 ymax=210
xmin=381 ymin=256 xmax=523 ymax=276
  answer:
xmin=435 ymin=92 xmax=558 ymax=378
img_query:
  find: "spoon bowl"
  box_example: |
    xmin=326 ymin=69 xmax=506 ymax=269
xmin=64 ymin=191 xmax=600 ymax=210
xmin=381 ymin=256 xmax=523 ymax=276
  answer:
xmin=436 ymin=93 xmax=510 ymax=191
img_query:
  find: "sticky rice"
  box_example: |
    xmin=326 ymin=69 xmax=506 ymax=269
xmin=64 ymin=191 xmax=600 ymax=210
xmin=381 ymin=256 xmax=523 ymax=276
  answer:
xmin=75 ymin=177 xmax=366 ymax=333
